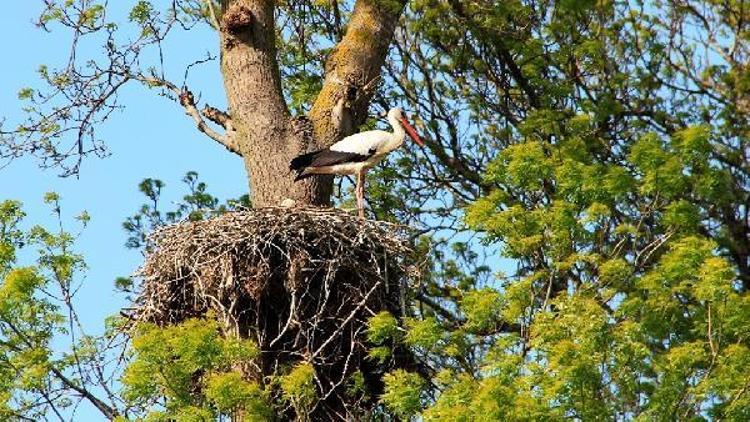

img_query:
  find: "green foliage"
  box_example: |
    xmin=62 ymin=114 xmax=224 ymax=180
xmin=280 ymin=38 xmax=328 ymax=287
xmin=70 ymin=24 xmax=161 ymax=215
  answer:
xmin=0 ymin=196 xmax=109 ymax=420
xmin=366 ymin=311 xmax=400 ymax=345
xmin=129 ymin=1 xmax=153 ymax=24
xmin=393 ymin=1 xmax=750 ymax=418
xmin=367 ymin=345 xmax=392 ymax=364
xmin=17 ymin=87 xmax=34 ymax=100
xmin=380 ymin=370 xmax=424 ymax=419
xmin=461 ymin=288 xmax=505 ymax=333
xmin=457 ymin=117 xmax=750 ymax=418
xmin=278 ymin=362 xmax=317 ymax=417
xmin=403 ymin=317 xmax=442 ymax=349
xmin=205 ymin=372 xmax=269 ymax=417
xmin=5 ymin=0 xmax=750 ymax=419
xmin=422 ymin=372 xmax=475 ymax=421
xmin=122 ymin=316 xmax=262 ymax=418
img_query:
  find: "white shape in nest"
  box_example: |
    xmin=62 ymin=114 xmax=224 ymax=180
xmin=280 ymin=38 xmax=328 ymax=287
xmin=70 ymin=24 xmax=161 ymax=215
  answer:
xmin=279 ymin=198 xmax=297 ymax=208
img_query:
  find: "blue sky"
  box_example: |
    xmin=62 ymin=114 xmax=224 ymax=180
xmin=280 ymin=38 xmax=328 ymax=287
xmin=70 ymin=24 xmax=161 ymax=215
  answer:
xmin=2 ymin=4 xmax=247 ymax=419
xmin=2 ymin=4 xmax=246 ymax=317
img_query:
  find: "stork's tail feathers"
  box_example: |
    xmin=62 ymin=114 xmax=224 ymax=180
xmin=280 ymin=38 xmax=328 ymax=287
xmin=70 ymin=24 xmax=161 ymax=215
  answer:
xmin=290 ymin=151 xmax=315 ymax=171
xmin=290 ymin=151 xmax=318 ymax=182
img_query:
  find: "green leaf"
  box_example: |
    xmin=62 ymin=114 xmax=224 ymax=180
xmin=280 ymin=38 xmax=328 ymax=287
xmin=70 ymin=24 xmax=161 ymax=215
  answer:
xmin=381 ymin=370 xmax=424 ymax=419
xmin=366 ymin=311 xmax=400 ymax=345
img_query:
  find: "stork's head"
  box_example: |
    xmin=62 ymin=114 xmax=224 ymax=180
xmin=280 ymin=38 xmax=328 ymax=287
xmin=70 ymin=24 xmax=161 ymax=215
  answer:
xmin=389 ymin=107 xmax=425 ymax=147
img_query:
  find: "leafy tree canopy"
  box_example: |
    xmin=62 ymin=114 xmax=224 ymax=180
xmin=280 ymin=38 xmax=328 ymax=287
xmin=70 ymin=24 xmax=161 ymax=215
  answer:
xmin=1 ymin=0 xmax=749 ymax=420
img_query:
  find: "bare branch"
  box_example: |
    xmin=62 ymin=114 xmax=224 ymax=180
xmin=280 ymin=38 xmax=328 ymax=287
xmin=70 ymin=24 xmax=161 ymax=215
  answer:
xmin=204 ymin=0 xmax=222 ymax=30
xmin=178 ymin=90 xmax=241 ymax=156
xmin=202 ymin=105 xmax=233 ymax=131
xmin=131 ymin=73 xmax=241 ymax=156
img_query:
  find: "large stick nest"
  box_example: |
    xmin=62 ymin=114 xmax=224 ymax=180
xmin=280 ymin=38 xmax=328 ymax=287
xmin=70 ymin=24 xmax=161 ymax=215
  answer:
xmin=134 ymin=206 xmax=419 ymax=417
xmin=136 ymin=206 xmax=415 ymax=325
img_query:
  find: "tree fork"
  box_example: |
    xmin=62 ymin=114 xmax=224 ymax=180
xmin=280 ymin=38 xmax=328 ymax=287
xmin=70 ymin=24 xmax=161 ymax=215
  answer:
xmin=219 ymin=0 xmax=406 ymax=208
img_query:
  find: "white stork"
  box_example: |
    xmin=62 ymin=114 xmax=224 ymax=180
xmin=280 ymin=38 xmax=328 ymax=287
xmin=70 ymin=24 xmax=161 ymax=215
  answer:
xmin=290 ymin=107 xmax=424 ymax=218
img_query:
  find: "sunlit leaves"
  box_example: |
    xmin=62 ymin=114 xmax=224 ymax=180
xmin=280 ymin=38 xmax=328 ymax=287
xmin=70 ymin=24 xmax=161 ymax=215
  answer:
xmin=455 ymin=4 xmax=749 ymax=413
xmin=366 ymin=311 xmax=400 ymax=345
xmin=598 ymin=258 xmax=633 ymax=288
xmin=670 ymin=125 xmax=711 ymax=165
xmin=0 ymin=268 xmax=46 ymax=311
xmin=703 ymin=344 xmax=750 ymax=420
xmin=461 ymin=288 xmax=504 ymax=333
xmin=205 ymin=372 xmax=269 ymax=417
xmin=628 ymin=134 xmax=687 ymax=197
xmin=4 ymin=0 xmax=750 ymax=419
xmin=80 ymin=4 xmax=105 ymax=26
xmin=17 ymin=88 xmax=34 ymax=101
xmin=422 ymin=373 xmax=475 ymax=421
xmin=129 ymin=1 xmax=153 ymax=25
xmin=403 ymin=317 xmax=443 ymax=349
xmin=278 ymin=362 xmax=317 ymax=416
xmin=488 ymin=141 xmax=553 ymax=191
xmin=0 ymin=197 xmax=104 ymax=419
xmin=380 ymin=370 xmax=424 ymax=419
xmin=122 ymin=316 xmax=262 ymax=418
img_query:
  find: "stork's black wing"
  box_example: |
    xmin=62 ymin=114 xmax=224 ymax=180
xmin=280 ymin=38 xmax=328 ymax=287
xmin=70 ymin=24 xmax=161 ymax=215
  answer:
xmin=290 ymin=148 xmax=374 ymax=181
xmin=291 ymin=149 xmax=372 ymax=169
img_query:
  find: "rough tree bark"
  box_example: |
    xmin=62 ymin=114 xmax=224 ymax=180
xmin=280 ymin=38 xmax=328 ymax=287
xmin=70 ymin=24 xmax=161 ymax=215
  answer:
xmin=212 ymin=1 xmax=409 ymax=419
xmin=219 ymin=0 xmax=406 ymax=207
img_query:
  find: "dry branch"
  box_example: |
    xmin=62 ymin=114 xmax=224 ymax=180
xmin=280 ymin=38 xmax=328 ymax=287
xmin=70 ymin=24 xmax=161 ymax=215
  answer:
xmin=177 ymin=89 xmax=241 ymax=156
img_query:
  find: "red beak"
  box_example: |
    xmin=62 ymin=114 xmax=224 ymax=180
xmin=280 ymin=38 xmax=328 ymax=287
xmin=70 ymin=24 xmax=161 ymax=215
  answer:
xmin=400 ymin=117 xmax=425 ymax=147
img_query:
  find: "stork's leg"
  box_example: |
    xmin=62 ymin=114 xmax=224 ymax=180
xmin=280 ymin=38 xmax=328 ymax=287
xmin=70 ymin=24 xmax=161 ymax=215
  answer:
xmin=356 ymin=170 xmax=365 ymax=218
xmin=361 ymin=170 xmax=368 ymax=218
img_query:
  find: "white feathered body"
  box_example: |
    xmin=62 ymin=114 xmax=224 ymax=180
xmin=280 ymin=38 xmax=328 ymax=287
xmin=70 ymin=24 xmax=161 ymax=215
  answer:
xmin=289 ymin=112 xmax=407 ymax=179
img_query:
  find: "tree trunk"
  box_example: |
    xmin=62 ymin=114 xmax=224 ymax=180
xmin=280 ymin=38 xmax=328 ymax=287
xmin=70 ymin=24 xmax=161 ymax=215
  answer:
xmin=215 ymin=0 xmax=409 ymax=419
xmin=219 ymin=0 xmax=405 ymax=207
